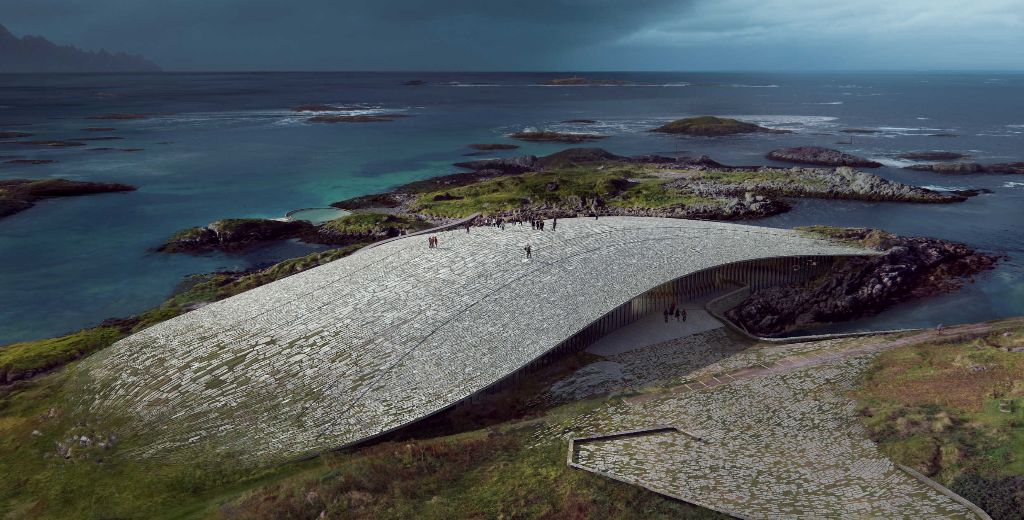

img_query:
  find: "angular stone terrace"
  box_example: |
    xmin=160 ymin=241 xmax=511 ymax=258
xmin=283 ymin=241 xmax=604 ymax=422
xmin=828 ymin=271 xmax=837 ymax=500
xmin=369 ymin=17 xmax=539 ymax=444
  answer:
xmin=72 ymin=217 xmax=869 ymax=462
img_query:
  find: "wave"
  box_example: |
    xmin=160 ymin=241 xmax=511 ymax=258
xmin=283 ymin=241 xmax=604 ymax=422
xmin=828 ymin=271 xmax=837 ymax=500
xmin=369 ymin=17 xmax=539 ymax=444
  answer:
xmin=803 ymin=101 xmax=843 ymax=105
xmin=727 ymin=84 xmax=780 ymax=88
xmin=920 ymin=184 xmax=970 ymax=192
xmin=871 ymin=157 xmax=917 ymax=168
xmin=1003 ymin=181 xmax=1024 ymax=189
xmin=1008 ymin=124 xmax=1024 ymax=128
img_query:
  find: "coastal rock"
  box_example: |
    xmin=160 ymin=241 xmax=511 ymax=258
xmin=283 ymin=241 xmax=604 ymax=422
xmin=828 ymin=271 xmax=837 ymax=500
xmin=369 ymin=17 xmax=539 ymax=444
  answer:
xmin=14 ymin=140 xmax=87 ymax=148
xmin=726 ymin=228 xmax=999 ymax=336
xmin=508 ymin=130 xmax=606 ymax=143
xmin=840 ymin=128 xmax=881 ymax=134
xmin=331 ymin=193 xmax=404 ymax=210
xmin=767 ymin=147 xmax=882 ymax=168
xmin=5 ymin=159 xmax=57 ymax=165
xmin=85 ymin=113 xmax=149 ymax=120
xmin=159 ymin=219 xmax=316 ymax=253
xmin=315 ymin=213 xmax=432 ymax=244
xmin=291 ymin=103 xmax=345 ymax=112
xmin=561 ymin=119 xmax=598 ymax=124
xmin=536 ymin=147 xmax=625 ymax=168
xmin=898 ymin=151 xmax=970 ymax=161
xmin=81 ymin=127 xmax=116 ymax=132
xmin=454 ymin=155 xmax=539 ymax=173
xmin=0 ymin=131 xmax=33 ymax=139
xmin=0 ymin=178 xmax=136 ymax=219
xmin=468 ymin=143 xmax=520 ymax=151
xmin=402 ymin=80 xmax=427 ymax=86
xmin=905 ymin=162 xmax=1024 ymax=174
xmin=307 ymin=114 xmax=408 ymax=123
xmin=652 ymin=116 xmax=790 ymax=136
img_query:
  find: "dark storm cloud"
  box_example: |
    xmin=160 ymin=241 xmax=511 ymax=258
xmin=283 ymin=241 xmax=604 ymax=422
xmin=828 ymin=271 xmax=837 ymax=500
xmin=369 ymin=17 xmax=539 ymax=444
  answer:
xmin=3 ymin=0 xmax=1022 ymax=70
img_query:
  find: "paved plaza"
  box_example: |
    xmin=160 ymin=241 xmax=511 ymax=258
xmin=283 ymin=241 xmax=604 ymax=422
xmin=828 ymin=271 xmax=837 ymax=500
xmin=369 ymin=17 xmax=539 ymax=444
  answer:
xmin=71 ymin=217 xmax=868 ymax=462
xmin=539 ymin=333 xmax=986 ymax=519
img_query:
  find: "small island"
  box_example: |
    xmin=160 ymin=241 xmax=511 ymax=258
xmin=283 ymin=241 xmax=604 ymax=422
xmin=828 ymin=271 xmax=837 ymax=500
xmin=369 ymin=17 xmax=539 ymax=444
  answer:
xmin=767 ymin=146 xmax=882 ymax=168
xmin=508 ymin=130 xmax=606 ymax=143
xmin=159 ymin=213 xmax=432 ymax=253
xmin=468 ymin=143 xmax=520 ymax=151
xmin=308 ymin=114 xmax=409 ymax=123
xmin=651 ymin=116 xmax=790 ymax=136
xmin=0 ymin=178 xmax=136 ymax=219
xmin=905 ymin=162 xmax=1024 ymax=174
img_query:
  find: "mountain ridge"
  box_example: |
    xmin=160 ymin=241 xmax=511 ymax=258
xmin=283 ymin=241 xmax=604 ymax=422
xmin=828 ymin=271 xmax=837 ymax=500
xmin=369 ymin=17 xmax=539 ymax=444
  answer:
xmin=0 ymin=23 xmax=160 ymax=72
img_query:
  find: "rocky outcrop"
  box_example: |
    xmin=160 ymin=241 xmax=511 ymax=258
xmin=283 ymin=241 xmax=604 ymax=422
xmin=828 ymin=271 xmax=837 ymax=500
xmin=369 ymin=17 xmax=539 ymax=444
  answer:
xmin=158 ymin=219 xmax=316 ymax=253
xmin=468 ymin=143 xmax=519 ymax=151
xmin=454 ymin=155 xmax=539 ymax=173
xmin=726 ymin=228 xmax=1000 ymax=336
xmin=536 ymin=147 xmax=625 ymax=168
xmin=85 ymin=113 xmax=150 ymax=120
xmin=0 ymin=178 xmax=136 ymax=219
xmin=0 ymin=131 xmax=33 ymax=139
xmin=905 ymin=162 xmax=1024 ymax=174
xmin=308 ymin=114 xmax=408 ymax=123
xmin=767 ymin=147 xmax=882 ymax=168
xmin=898 ymin=151 xmax=970 ymax=161
xmin=673 ymin=166 xmax=960 ymax=204
xmin=509 ymin=131 xmax=606 ymax=143
xmin=652 ymin=116 xmax=790 ymax=136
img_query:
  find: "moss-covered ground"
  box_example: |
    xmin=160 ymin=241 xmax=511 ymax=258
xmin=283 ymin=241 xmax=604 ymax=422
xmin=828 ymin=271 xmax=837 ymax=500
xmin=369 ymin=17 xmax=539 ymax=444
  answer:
xmin=852 ymin=327 xmax=1024 ymax=518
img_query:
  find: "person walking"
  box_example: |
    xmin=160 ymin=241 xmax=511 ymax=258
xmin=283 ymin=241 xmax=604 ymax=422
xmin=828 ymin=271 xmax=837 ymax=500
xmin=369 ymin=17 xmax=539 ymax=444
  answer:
xmin=681 ymin=309 xmax=687 ymax=322
xmin=675 ymin=308 xmax=681 ymax=322
xmin=663 ymin=308 xmax=670 ymax=323
xmin=427 ymin=236 xmax=432 ymax=248
xmin=552 ymin=217 xmax=557 ymax=231
xmin=524 ymin=243 xmax=532 ymax=259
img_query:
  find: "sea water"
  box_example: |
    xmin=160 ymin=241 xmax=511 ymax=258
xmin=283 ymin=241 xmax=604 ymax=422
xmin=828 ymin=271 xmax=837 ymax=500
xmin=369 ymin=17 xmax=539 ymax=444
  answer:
xmin=1 ymin=72 xmax=1022 ymax=344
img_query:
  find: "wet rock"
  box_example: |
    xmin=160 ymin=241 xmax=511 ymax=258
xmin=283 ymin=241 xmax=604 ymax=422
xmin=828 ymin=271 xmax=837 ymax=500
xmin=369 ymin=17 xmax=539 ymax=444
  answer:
xmin=158 ymin=218 xmax=316 ymax=253
xmin=508 ymin=130 xmax=606 ymax=143
xmin=767 ymin=147 xmax=882 ymax=168
xmin=898 ymin=151 xmax=970 ymax=161
xmin=308 ymin=114 xmax=408 ymax=123
xmin=85 ymin=113 xmax=149 ymax=120
xmin=727 ymin=228 xmax=1000 ymax=336
xmin=905 ymin=162 xmax=1024 ymax=174
xmin=468 ymin=143 xmax=519 ymax=150
xmin=0 ymin=178 xmax=136 ymax=219
xmin=0 ymin=131 xmax=33 ymax=139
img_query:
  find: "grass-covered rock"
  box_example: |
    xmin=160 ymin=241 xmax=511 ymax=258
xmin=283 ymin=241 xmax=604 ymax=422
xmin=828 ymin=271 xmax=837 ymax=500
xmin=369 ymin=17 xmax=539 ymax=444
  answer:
xmin=651 ymin=116 xmax=789 ymax=136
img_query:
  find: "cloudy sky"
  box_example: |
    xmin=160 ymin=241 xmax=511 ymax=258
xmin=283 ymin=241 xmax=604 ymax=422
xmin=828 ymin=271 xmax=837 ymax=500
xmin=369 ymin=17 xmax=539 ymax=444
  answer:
xmin=4 ymin=0 xmax=1024 ymax=70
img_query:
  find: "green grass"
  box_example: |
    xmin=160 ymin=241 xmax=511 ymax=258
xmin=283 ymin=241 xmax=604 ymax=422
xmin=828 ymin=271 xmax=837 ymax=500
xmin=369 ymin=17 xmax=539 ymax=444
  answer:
xmin=852 ymin=327 xmax=1024 ymax=517
xmin=0 ymin=328 xmax=124 ymax=384
xmin=411 ymin=166 xmax=723 ymax=217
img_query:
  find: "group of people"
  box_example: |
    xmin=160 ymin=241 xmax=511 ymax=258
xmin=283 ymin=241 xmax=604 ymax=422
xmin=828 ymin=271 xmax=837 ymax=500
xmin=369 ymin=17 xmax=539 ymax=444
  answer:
xmin=664 ymin=302 xmax=687 ymax=323
xmin=426 ymin=235 xmax=440 ymax=248
xmin=477 ymin=215 xmax=558 ymax=232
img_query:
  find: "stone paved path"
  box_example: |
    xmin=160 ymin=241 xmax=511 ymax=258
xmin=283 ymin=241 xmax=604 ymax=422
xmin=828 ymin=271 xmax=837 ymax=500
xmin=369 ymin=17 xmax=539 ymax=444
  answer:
xmin=70 ymin=217 xmax=868 ymax=463
xmin=554 ymin=321 xmax=1022 ymax=519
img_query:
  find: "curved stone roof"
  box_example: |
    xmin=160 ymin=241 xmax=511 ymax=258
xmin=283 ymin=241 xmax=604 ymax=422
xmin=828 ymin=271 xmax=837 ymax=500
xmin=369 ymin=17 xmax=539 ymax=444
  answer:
xmin=74 ymin=217 xmax=870 ymax=462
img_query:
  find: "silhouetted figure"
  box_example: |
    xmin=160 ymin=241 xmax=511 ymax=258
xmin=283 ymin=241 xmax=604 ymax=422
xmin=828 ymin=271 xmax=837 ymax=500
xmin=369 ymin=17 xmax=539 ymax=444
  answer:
xmin=552 ymin=218 xmax=557 ymax=231
xmin=524 ymin=243 xmax=532 ymax=259
xmin=664 ymin=308 xmax=670 ymax=323
xmin=681 ymin=309 xmax=687 ymax=322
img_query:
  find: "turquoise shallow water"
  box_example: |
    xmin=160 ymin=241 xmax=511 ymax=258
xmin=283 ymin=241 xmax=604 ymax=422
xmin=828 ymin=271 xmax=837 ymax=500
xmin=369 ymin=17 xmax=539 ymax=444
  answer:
xmin=1 ymin=72 xmax=1022 ymax=344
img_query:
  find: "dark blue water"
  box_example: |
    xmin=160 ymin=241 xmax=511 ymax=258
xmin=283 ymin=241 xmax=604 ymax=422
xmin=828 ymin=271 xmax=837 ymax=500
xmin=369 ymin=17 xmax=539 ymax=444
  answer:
xmin=1 ymin=72 xmax=1022 ymax=344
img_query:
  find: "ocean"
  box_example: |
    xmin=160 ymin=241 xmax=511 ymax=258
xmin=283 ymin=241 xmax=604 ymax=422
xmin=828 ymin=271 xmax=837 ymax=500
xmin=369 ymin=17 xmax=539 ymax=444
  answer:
xmin=1 ymin=71 xmax=1022 ymax=344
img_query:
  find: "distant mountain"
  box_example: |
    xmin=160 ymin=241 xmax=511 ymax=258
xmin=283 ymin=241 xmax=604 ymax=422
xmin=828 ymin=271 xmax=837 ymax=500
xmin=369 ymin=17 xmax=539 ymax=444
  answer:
xmin=0 ymin=23 xmax=160 ymax=73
